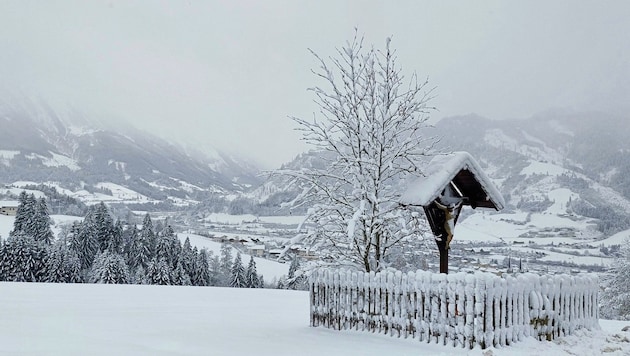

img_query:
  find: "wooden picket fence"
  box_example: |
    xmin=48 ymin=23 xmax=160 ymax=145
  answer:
xmin=309 ymin=269 xmax=599 ymax=349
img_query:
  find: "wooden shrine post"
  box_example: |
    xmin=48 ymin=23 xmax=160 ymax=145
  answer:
xmin=423 ymin=197 xmax=463 ymax=274
xmin=400 ymin=152 xmax=505 ymax=274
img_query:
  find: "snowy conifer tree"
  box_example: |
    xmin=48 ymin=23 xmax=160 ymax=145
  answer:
xmin=159 ymin=224 xmax=179 ymax=268
xmin=11 ymin=194 xmax=54 ymax=245
xmin=276 ymin=276 xmax=287 ymax=289
xmin=109 ymin=220 xmax=124 ymax=254
xmin=126 ymin=225 xmax=150 ymax=271
xmin=218 ymin=243 xmax=233 ymax=286
xmin=89 ymin=251 xmax=130 ymax=284
xmin=140 ymin=213 xmax=156 ymax=258
xmin=130 ymin=265 xmax=146 ymax=285
xmin=91 ymin=202 xmax=118 ymax=253
xmin=44 ymin=239 xmax=82 ymax=283
xmin=229 ymin=253 xmax=246 ymax=288
xmin=286 ymin=258 xmax=306 ymax=290
xmin=167 ymin=227 xmax=182 ymax=268
xmin=172 ymin=260 xmax=192 ymax=286
xmin=245 ymin=255 xmax=260 ymax=288
xmin=278 ymin=32 xmax=437 ymax=272
xmin=33 ymin=198 xmax=53 ymax=245
xmin=0 ymin=239 xmax=6 ymax=281
xmin=192 ymin=249 xmax=211 ymax=286
xmin=146 ymin=257 xmax=172 ymax=285
xmin=603 ymin=238 xmax=630 ymax=319
xmin=0 ymin=232 xmax=47 ymax=282
xmin=155 ymin=232 xmax=173 ymax=265
xmin=181 ymin=237 xmax=195 ymax=279
xmin=208 ymin=252 xmax=221 ymax=286
xmin=11 ymin=191 xmax=36 ymax=237
xmin=70 ymin=217 xmax=99 ymax=271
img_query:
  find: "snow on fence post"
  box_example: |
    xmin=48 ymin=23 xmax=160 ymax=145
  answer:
xmin=355 ymin=270 xmax=362 ymax=331
xmin=309 ymin=269 xmax=598 ymax=350
xmin=506 ymin=276 xmax=515 ymax=342
xmin=485 ymin=275 xmax=496 ymax=348
xmin=312 ymin=269 xmax=320 ymax=327
xmin=430 ymin=273 xmax=441 ymax=344
xmin=419 ymin=271 xmax=430 ymax=343
xmin=313 ymin=269 xmax=321 ymax=327
xmin=464 ymin=273 xmax=476 ymax=349
xmin=368 ymin=271 xmax=376 ymax=333
xmin=473 ymin=272 xmax=486 ymax=348
xmin=514 ymin=274 xmax=525 ymax=342
xmin=454 ymin=273 xmax=466 ymax=348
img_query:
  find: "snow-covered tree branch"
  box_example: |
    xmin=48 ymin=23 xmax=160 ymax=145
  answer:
xmin=278 ymin=32 xmax=439 ymax=272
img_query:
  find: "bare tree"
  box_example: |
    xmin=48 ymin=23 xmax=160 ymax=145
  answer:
xmin=279 ymin=32 xmax=438 ymax=272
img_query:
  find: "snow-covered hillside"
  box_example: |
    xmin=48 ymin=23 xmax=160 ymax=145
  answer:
xmin=0 ymin=282 xmax=628 ymax=355
xmin=178 ymin=232 xmax=289 ymax=281
xmin=0 ymin=95 xmax=261 ymax=205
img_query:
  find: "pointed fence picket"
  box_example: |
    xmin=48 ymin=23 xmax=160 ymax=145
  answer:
xmin=309 ymin=269 xmax=599 ymax=350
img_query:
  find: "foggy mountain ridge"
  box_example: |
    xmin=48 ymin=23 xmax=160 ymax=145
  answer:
xmin=431 ymin=111 xmax=630 ymax=235
xmin=3 ymin=91 xmax=630 ymax=239
xmin=0 ymin=96 xmax=262 ymax=201
xmin=256 ymin=110 xmax=630 ymax=237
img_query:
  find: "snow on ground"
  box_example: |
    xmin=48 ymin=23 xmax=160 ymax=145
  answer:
xmin=545 ymin=188 xmax=578 ymax=215
xmin=1 ymin=184 xmax=46 ymax=198
xmin=204 ymin=213 xmax=258 ymax=224
xmin=178 ymin=233 xmax=289 ymax=281
xmin=202 ymin=213 xmax=306 ymax=226
xmin=44 ymin=152 xmax=81 ymax=171
xmin=0 ymin=282 xmax=628 ymax=356
xmin=50 ymin=214 xmax=83 ymax=236
xmin=96 ymin=182 xmax=151 ymax=201
xmin=0 ymin=214 xmax=13 ymax=239
xmin=0 ymin=149 xmax=20 ymax=165
xmin=521 ymin=161 xmax=569 ymax=176
xmin=43 ymin=181 xmax=75 ymax=196
xmin=169 ymin=178 xmax=204 ymax=193
xmin=458 ymin=210 xmax=593 ymax=244
xmin=598 ymin=229 xmax=630 ymax=247
xmin=258 ymin=215 xmax=306 ymax=226
xmin=484 ymin=128 xmax=520 ymax=151
xmin=537 ymin=249 xmax=612 ymax=267
xmin=527 ymin=213 xmax=590 ymax=230
xmin=71 ymin=189 xmax=117 ymax=205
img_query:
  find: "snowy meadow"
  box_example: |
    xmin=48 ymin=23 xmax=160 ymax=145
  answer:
xmin=1 ymin=282 xmax=629 ymax=356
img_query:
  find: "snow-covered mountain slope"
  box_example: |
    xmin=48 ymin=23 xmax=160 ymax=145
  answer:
xmin=432 ymin=110 xmax=630 ymax=241
xmin=0 ymin=95 xmax=262 ymax=205
xmin=255 ymin=110 xmax=630 ymax=249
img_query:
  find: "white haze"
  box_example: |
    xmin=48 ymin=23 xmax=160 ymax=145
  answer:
xmin=1 ymin=1 xmax=628 ymax=168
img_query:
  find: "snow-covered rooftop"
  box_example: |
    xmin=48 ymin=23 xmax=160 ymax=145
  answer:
xmin=400 ymin=151 xmax=505 ymax=210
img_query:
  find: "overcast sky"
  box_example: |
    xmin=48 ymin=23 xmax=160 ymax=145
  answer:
xmin=1 ymin=1 xmax=629 ymax=168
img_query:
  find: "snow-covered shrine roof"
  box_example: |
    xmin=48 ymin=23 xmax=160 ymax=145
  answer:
xmin=400 ymin=151 xmax=505 ymax=210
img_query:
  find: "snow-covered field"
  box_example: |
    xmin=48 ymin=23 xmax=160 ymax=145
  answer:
xmin=0 ymin=282 xmax=628 ymax=356
xmin=0 ymin=213 xmax=13 ymax=239
xmin=178 ymin=232 xmax=289 ymax=281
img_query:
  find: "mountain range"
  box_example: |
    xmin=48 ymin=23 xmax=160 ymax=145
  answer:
xmin=431 ymin=109 xmax=630 ymax=237
xmin=2 ymin=94 xmax=630 ymax=242
xmin=252 ymin=109 xmax=630 ymax=241
xmin=0 ymin=95 xmax=261 ymax=207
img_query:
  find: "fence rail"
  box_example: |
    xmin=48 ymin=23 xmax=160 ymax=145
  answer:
xmin=309 ymin=269 xmax=599 ymax=349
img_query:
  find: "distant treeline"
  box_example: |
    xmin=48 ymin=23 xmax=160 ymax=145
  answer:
xmin=0 ymin=191 xmax=267 ymax=288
